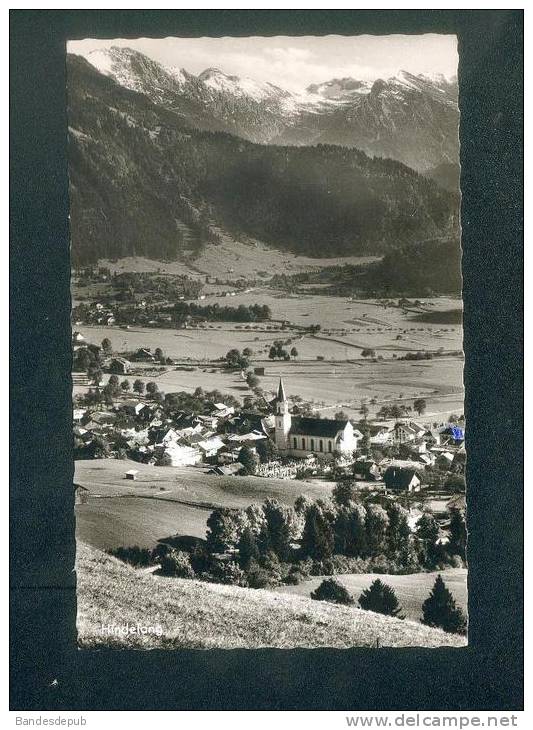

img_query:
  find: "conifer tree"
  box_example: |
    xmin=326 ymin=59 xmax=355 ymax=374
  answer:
xmin=237 ymin=527 xmax=260 ymax=567
xmin=365 ymin=503 xmax=390 ymax=556
xmin=358 ymin=579 xmax=405 ymax=619
xmin=311 ymin=578 xmax=354 ymax=605
xmin=448 ymin=508 xmax=467 ymax=561
xmin=301 ymin=503 xmax=334 ymax=561
xmin=421 ymin=575 xmax=467 ymax=634
xmin=386 ymin=502 xmax=411 ymax=556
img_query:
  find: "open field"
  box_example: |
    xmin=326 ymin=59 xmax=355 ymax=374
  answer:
xmin=75 ymin=458 xmax=334 ymax=550
xmin=76 ymin=292 xmax=463 ymax=420
xmin=275 ymin=569 xmax=467 ymax=624
xmin=75 ymin=351 xmax=464 ymax=422
xmin=77 ymin=542 xmax=467 ymax=649
xmin=76 ymin=497 xmax=209 ymax=548
xmin=99 ymin=241 xmax=380 ymax=281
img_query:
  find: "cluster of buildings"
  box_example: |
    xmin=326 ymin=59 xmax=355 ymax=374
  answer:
xmin=73 ymin=377 xmax=465 ymax=493
xmin=352 ymin=421 xmax=465 ymax=492
xmin=74 ymin=396 xmax=273 ymax=470
xmin=72 ymin=302 xmax=117 ymax=327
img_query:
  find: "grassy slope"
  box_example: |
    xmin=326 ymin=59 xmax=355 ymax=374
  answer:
xmin=76 ymin=543 xmax=467 ymax=649
xmin=75 ymin=458 xmax=335 ymax=549
xmin=75 ymin=458 xmax=333 ymax=506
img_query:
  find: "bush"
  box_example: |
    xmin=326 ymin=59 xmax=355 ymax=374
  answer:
xmin=260 ymin=550 xmax=287 ymax=583
xmin=296 ymin=557 xmax=314 ymax=577
xmin=358 ymin=579 xmax=405 ymax=618
xmin=311 ymin=578 xmax=355 ymax=605
xmin=245 ymin=559 xmax=277 ymax=588
xmin=209 ymin=559 xmax=247 ymax=587
xmin=448 ymin=554 xmax=465 ymax=569
xmin=108 ymin=545 xmax=155 ymax=568
xmin=332 ymin=480 xmax=359 ymax=507
xmin=283 ymin=566 xmax=306 ymax=585
xmin=368 ymin=554 xmax=401 ymax=574
xmin=159 ymin=549 xmax=195 ymax=578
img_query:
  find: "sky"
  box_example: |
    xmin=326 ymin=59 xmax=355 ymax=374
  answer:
xmin=67 ymin=35 xmax=458 ymax=93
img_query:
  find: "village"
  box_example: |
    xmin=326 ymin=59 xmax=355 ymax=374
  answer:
xmin=73 ymin=320 xmax=466 ymax=523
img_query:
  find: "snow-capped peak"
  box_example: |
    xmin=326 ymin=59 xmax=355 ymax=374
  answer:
xmin=165 ymin=65 xmax=188 ymax=85
xmin=86 ymin=48 xmax=119 ymax=76
xmin=198 ymin=67 xmax=282 ymax=102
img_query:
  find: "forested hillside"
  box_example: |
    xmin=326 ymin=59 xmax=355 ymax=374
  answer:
xmin=67 ymin=55 xmax=460 ymax=266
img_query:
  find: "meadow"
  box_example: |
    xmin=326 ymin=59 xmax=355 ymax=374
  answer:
xmin=100 ymin=240 xmax=380 ymax=281
xmin=275 ymin=569 xmax=467 ymax=623
xmin=78 ymin=291 xmax=464 ymax=421
xmin=75 ymin=458 xmax=334 ymax=550
xmin=77 ymin=543 xmax=467 ymax=649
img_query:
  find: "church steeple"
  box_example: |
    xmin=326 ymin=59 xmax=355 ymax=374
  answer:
xmin=274 ymin=377 xmax=291 ymax=450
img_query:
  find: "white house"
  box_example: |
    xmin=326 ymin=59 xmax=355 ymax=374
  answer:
xmin=273 ymin=379 xmax=360 ymax=458
xmin=161 ymin=442 xmax=202 ymax=466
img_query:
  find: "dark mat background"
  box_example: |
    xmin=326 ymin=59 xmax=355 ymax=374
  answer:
xmin=10 ymin=9 xmax=523 ymax=711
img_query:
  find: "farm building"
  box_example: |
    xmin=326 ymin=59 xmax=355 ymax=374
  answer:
xmin=440 ymin=425 xmax=465 ymax=445
xmin=383 ymin=466 xmax=422 ymax=493
xmin=156 ymin=443 xmax=202 ymax=466
xmin=208 ymin=464 xmax=243 ymax=476
xmin=107 ymin=357 xmax=131 ymax=375
xmin=124 ymin=469 xmax=139 ymax=481
xmin=132 ymin=348 xmax=156 ymax=362
xmin=447 ymin=494 xmax=466 ymax=513
xmin=210 ymin=402 xmax=235 ymax=419
xmin=436 ymin=452 xmax=455 ymax=470
xmin=353 ymin=459 xmax=382 ymax=481
xmin=392 ymin=421 xmax=426 ymax=445
xmin=273 ymin=379 xmax=361 ymax=458
xmin=369 ymin=424 xmax=393 ymax=446
xmin=72 ymin=331 xmax=86 ymax=349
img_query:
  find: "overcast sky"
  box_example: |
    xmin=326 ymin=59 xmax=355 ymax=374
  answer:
xmin=68 ymin=35 xmax=458 ymax=92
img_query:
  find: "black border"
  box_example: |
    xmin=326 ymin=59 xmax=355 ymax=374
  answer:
xmin=10 ymin=9 xmax=523 ymax=711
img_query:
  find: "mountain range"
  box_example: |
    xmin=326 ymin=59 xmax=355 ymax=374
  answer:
xmin=66 ymin=53 xmax=460 ymax=269
xmin=80 ymin=46 xmax=460 ymax=175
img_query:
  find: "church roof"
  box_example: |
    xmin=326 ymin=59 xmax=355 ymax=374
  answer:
xmin=289 ymin=417 xmax=349 ymax=438
xmin=277 ymin=378 xmax=287 ymax=402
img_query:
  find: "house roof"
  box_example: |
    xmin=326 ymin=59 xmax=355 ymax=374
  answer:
xmin=197 ymin=437 xmax=225 ymax=452
xmin=213 ymin=402 xmax=233 ymax=411
xmin=383 ymin=466 xmax=420 ymax=489
xmin=88 ymin=411 xmax=117 ymax=424
xmin=368 ymin=424 xmax=391 ymax=436
xmin=447 ymin=494 xmax=466 ymax=511
xmin=210 ymin=464 xmax=242 ymax=476
xmin=394 ymin=423 xmax=417 ymax=434
xmin=289 ymin=417 xmax=348 ymax=438
xmin=228 ymin=431 xmax=266 ymax=442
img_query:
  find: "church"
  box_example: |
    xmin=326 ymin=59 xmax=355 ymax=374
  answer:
xmin=273 ymin=379 xmax=361 ymax=458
